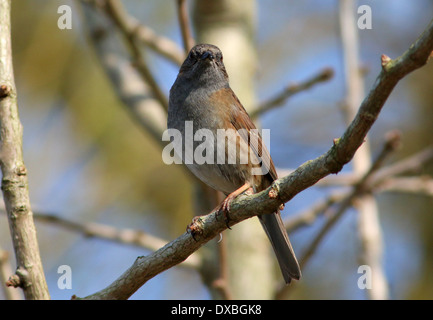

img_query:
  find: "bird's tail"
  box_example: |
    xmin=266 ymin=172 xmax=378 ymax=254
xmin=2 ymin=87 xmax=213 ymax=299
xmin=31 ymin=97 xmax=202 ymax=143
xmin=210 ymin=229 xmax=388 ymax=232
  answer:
xmin=258 ymin=212 xmax=301 ymax=284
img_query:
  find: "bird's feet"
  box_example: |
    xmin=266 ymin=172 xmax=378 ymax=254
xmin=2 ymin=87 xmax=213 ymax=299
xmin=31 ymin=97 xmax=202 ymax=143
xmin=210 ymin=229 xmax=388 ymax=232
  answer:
xmin=217 ymin=194 xmax=237 ymax=229
xmin=217 ymin=184 xmax=254 ymax=229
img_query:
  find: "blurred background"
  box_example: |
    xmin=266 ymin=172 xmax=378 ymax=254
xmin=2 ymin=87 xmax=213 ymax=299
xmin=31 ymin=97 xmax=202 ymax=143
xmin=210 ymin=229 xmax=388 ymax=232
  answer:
xmin=0 ymin=0 xmax=432 ymax=299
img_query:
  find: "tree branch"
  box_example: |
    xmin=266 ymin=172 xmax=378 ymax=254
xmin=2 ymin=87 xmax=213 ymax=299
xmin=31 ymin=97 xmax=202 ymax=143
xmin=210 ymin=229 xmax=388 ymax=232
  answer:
xmin=79 ymin=0 xmax=167 ymax=144
xmin=80 ymin=1 xmax=185 ymax=66
xmin=29 ymin=210 xmax=201 ymax=269
xmin=0 ymin=247 xmax=23 ymax=300
xmin=300 ymin=130 xmax=401 ymax=268
xmin=276 ymin=130 xmax=401 ymax=299
xmin=377 ymin=176 xmax=433 ymax=196
xmin=101 ymin=0 xmax=169 ymax=111
xmin=250 ymin=67 xmax=334 ymax=119
xmin=176 ymin=0 xmax=195 ymax=53
xmin=285 ymin=190 xmax=349 ymax=233
xmin=285 ymin=142 xmax=433 ymax=233
xmin=372 ymin=145 xmax=433 ymax=182
xmin=0 ymin=0 xmax=50 ymax=300
xmin=308 ymin=144 xmax=433 ymax=188
xmin=77 ymin=18 xmax=433 ymax=299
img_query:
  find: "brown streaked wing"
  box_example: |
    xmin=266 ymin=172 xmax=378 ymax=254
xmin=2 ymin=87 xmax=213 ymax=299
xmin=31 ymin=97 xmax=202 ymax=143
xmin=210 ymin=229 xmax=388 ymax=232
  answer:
xmin=210 ymin=88 xmax=278 ymax=182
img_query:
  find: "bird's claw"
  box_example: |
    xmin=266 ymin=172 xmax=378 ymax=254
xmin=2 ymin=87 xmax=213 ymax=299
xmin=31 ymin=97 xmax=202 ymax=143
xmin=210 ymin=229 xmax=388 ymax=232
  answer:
xmin=217 ymin=197 xmax=234 ymax=229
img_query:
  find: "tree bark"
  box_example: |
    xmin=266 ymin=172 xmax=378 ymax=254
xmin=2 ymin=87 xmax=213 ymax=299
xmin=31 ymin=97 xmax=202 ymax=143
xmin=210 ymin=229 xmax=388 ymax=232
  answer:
xmin=0 ymin=0 xmax=50 ymax=300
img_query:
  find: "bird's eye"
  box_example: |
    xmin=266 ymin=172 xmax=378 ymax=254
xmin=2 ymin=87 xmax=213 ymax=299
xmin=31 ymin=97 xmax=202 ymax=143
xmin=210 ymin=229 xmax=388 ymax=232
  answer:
xmin=189 ymin=51 xmax=197 ymax=61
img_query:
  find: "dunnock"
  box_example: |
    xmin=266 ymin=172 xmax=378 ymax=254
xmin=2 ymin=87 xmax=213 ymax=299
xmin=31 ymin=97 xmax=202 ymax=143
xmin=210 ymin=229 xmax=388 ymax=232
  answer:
xmin=168 ymin=43 xmax=301 ymax=283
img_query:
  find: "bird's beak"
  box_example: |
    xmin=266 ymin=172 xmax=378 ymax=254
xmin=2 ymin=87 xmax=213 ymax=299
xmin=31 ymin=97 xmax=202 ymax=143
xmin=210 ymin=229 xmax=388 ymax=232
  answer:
xmin=200 ymin=51 xmax=215 ymax=61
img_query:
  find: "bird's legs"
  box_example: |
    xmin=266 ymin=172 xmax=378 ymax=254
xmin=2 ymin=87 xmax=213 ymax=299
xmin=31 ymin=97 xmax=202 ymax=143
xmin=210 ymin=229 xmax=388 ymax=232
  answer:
xmin=219 ymin=182 xmax=253 ymax=227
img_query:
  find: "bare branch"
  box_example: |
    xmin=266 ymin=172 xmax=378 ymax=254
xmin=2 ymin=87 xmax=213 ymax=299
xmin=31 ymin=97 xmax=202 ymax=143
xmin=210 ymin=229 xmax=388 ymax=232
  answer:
xmin=285 ymin=190 xmax=349 ymax=233
xmin=313 ymin=144 xmax=433 ymax=188
xmin=0 ymin=0 xmax=50 ymax=300
xmin=250 ymin=67 xmax=334 ymax=119
xmin=286 ymin=142 xmax=433 ymax=233
xmin=377 ymin=176 xmax=433 ymax=196
xmin=372 ymin=146 xmax=433 ymax=182
xmin=30 ymin=211 xmax=201 ymax=269
xmin=176 ymin=0 xmax=195 ymax=53
xmin=102 ymin=0 xmax=169 ymax=110
xmin=276 ymin=130 xmax=401 ymax=299
xmin=0 ymin=248 xmax=23 ymax=300
xmin=299 ymin=130 xmax=400 ymax=268
xmin=133 ymin=22 xmax=185 ymax=66
xmin=82 ymin=0 xmax=185 ymax=65
xmin=80 ymin=1 xmax=167 ymax=143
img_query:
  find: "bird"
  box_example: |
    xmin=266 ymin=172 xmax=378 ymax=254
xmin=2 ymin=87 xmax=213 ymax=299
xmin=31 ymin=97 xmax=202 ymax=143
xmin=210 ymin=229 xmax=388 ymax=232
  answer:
xmin=167 ymin=43 xmax=301 ymax=284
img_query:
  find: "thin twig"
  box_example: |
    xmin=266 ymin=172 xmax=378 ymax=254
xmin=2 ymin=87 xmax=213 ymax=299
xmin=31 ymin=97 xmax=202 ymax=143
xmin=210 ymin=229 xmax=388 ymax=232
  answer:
xmin=80 ymin=1 xmax=167 ymax=144
xmin=372 ymin=146 xmax=433 ymax=182
xmin=285 ymin=190 xmax=349 ymax=233
xmin=103 ymin=0 xmax=169 ymax=110
xmin=131 ymin=20 xmax=184 ymax=66
xmin=134 ymin=23 xmax=185 ymax=65
xmin=83 ymin=0 xmax=184 ymax=65
xmin=176 ymin=0 xmax=195 ymax=53
xmin=305 ymin=131 xmax=400 ymax=265
xmin=276 ymin=131 xmax=401 ymax=299
xmin=377 ymin=176 xmax=433 ymax=196
xmin=30 ymin=211 xmax=201 ymax=269
xmin=0 ymin=248 xmax=23 ymax=300
xmin=313 ymin=144 xmax=433 ymax=188
xmin=250 ymin=67 xmax=334 ymax=119
xmin=285 ymin=142 xmax=433 ymax=233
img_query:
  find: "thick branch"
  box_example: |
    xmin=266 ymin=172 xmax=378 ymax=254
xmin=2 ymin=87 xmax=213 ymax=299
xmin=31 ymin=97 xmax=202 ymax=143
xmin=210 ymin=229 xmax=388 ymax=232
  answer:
xmin=80 ymin=18 xmax=433 ymax=300
xmin=0 ymin=0 xmax=50 ymax=300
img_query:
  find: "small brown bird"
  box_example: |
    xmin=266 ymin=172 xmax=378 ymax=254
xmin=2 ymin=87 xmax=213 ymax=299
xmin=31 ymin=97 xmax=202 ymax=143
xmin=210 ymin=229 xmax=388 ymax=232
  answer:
xmin=168 ymin=44 xmax=301 ymax=283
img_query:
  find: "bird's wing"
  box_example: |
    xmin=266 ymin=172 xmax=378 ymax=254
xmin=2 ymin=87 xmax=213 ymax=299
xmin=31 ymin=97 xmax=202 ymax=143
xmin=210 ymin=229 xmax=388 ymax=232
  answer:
xmin=210 ymin=87 xmax=278 ymax=182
